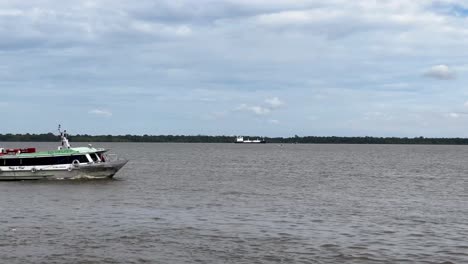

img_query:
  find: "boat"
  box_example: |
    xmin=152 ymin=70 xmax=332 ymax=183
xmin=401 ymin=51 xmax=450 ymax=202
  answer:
xmin=235 ymin=136 xmax=266 ymax=144
xmin=0 ymin=126 xmax=128 ymax=180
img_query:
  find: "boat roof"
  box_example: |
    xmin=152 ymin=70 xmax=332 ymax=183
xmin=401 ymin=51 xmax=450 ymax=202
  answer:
xmin=0 ymin=147 xmax=107 ymax=159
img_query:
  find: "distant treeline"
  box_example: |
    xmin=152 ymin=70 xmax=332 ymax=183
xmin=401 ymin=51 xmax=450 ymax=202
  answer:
xmin=1 ymin=133 xmax=468 ymax=145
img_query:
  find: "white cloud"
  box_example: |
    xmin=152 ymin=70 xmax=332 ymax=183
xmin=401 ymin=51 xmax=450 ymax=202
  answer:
xmin=448 ymin=112 xmax=460 ymax=118
xmin=202 ymin=110 xmax=228 ymax=120
xmin=268 ymin=119 xmax=280 ymax=124
xmin=265 ymin=97 xmax=284 ymax=108
xmin=363 ymin=111 xmax=393 ymax=121
xmin=235 ymin=97 xmax=284 ymax=116
xmin=0 ymin=9 xmax=23 ymax=17
xmin=256 ymin=9 xmax=344 ymax=26
xmin=236 ymin=104 xmax=271 ymax=115
xmin=424 ymin=64 xmax=456 ymax=80
xmin=4 ymin=1 xmax=468 ymax=136
xmin=248 ymin=106 xmax=271 ymax=115
xmin=131 ymin=21 xmax=192 ymax=37
xmin=88 ymin=109 xmax=112 ymax=117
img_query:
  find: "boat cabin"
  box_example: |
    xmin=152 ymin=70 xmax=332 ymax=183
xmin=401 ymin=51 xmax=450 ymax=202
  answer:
xmin=0 ymin=151 xmax=105 ymax=167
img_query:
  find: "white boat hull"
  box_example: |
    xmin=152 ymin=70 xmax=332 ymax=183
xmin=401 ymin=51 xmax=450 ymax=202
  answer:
xmin=0 ymin=160 xmax=128 ymax=180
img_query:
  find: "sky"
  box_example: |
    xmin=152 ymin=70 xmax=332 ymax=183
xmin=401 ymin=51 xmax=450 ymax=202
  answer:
xmin=1 ymin=0 xmax=468 ymax=137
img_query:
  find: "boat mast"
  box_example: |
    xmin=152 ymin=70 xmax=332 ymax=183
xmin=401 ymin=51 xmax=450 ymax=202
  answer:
xmin=58 ymin=124 xmax=71 ymax=149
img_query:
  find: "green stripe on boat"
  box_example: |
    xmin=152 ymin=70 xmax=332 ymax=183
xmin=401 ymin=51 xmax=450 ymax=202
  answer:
xmin=11 ymin=147 xmax=106 ymax=158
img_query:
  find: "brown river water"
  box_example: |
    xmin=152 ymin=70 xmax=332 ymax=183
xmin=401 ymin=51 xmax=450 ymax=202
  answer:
xmin=0 ymin=142 xmax=467 ymax=263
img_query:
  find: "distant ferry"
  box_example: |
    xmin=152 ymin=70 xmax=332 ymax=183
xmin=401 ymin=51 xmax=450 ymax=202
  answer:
xmin=235 ymin=136 xmax=266 ymax=144
xmin=0 ymin=126 xmax=128 ymax=180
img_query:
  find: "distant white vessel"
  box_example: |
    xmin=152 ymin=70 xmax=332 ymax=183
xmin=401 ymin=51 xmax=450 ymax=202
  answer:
xmin=235 ymin=136 xmax=266 ymax=144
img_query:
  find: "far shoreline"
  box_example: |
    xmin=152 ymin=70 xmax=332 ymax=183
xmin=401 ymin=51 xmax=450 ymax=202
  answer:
xmin=2 ymin=134 xmax=468 ymax=145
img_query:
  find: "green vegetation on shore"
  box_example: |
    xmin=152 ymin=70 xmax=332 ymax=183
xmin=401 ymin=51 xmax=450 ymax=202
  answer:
xmin=1 ymin=133 xmax=468 ymax=145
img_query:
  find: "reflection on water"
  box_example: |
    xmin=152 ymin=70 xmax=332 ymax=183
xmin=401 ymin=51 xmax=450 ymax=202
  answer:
xmin=1 ymin=142 xmax=467 ymax=263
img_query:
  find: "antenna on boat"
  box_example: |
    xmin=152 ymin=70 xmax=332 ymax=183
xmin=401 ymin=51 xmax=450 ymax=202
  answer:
xmin=58 ymin=124 xmax=71 ymax=149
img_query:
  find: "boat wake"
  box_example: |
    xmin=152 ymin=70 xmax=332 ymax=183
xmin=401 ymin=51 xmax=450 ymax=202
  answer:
xmin=69 ymin=174 xmax=111 ymax=180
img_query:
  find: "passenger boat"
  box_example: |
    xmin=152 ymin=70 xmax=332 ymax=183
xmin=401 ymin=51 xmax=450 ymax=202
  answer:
xmin=0 ymin=126 xmax=128 ymax=180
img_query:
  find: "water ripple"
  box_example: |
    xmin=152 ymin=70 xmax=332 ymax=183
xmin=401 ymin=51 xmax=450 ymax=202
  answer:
xmin=0 ymin=143 xmax=467 ymax=263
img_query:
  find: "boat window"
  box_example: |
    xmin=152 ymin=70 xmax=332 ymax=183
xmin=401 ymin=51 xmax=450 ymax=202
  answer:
xmin=58 ymin=155 xmax=81 ymax=164
xmin=22 ymin=157 xmax=62 ymax=166
xmin=70 ymin=155 xmax=90 ymax=163
xmin=21 ymin=156 xmax=68 ymax=166
xmin=90 ymin=153 xmax=100 ymax=162
xmin=14 ymin=154 xmax=90 ymax=166
xmin=4 ymin=158 xmax=21 ymax=166
xmin=56 ymin=155 xmax=89 ymax=164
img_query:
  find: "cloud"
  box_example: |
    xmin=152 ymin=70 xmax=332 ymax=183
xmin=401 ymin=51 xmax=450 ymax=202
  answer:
xmin=130 ymin=21 xmax=192 ymax=37
xmin=255 ymin=9 xmax=339 ymax=26
xmin=236 ymin=104 xmax=271 ymax=115
xmin=3 ymin=1 xmax=468 ymax=136
xmin=235 ymin=97 xmax=285 ymax=118
xmin=88 ymin=109 xmax=112 ymax=117
xmin=363 ymin=111 xmax=393 ymax=121
xmin=447 ymin=112 xmax=460 ymax=118
xmin=265 ymin=97 xmax=284 ymax=108
xmin=202 ymin=110 xmax=228 ymax=120
xmin=423 ymin=64 xmax=456 ymax=80
xmin=268 ymin=119 xmax=280 ymax=124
